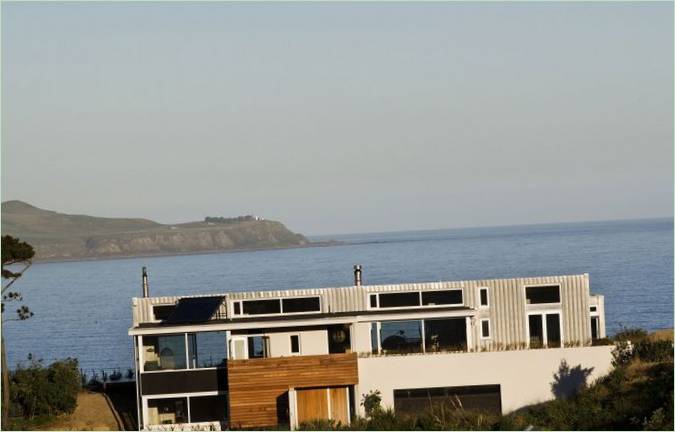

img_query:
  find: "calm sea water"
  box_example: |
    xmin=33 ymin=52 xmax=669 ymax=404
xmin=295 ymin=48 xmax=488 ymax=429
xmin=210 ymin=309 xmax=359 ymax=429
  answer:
xmin=3 ymin=218 xmax=672 ymax=372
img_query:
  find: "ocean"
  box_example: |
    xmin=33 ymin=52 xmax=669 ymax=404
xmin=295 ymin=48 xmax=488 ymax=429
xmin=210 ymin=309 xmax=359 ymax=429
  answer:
xmin=2 ymin=217 xmax=672 ymax=373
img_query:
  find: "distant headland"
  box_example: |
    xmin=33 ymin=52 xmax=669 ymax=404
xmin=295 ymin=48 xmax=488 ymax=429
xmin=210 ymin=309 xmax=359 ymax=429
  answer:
xmin=1 ymin=200 xmax=331 ymax=262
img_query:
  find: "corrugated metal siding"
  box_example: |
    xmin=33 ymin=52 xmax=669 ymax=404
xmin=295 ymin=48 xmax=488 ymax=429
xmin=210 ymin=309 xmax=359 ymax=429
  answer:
xmin=131 ymin=274 xmax=594 ymax=345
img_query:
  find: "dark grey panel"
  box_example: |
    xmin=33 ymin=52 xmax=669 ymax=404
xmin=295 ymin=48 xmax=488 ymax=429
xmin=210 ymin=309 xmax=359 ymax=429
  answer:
xmin=140 ymin=368 xmax=228 ymax=395
xmin=394 ymin=384 xmax=501 ymax=414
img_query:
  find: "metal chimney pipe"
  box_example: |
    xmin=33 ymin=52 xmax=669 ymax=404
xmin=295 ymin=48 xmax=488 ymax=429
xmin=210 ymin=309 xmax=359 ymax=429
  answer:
xmin=142 ymin=267 xmax=149 ymax=298
xmin=354 ymin=265 xmax=362 ymax=287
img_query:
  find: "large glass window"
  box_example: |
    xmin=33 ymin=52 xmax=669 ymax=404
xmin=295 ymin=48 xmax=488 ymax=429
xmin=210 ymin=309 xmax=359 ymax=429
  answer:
xmin=380 ymin=320 xmax=423 ymax=353
xmin=525 ymin=285 xmax=560 ymax=304
xmin=187 ymin=331 xmax=228 ymax=368
xmin=394 ymin=385 xmax=501 ymax=415
xmin=242 ymin=299 xmax=281 ymax=315
xmin=378 ymin=292 xmax=420 ymax=308
xmin=528 ymin=315 xmax=544 ymax=348
xmin=370 ymin=323 xmax=379 ymax=354
xmin=153 ymin=305 xmax=176 ymax=321
xmin=528 ymin=313 xmax=562 ymax=348
xmin=248 ymin=335 xmax=270 ymax=358
xmin=143 ymin=335 xmax=187 ymax=371
xmin=421 ymin=290 xmax=462 ymax=306
xmin=148 ymin=398 xmax=188 ymax=425
xmin=424 ymin=318 xmax=467 ymax=352
xmin=189 ymin=395 xmax=228 ymax=423
xmin=282 ymin=297 xmax=321 ymax=313
xmin=546 ymin=313 xmax=561 ymax=348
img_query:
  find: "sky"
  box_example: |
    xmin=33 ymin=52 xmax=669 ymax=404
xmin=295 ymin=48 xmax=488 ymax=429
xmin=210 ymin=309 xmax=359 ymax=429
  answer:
xmin=2 ymin=2 xmax=673 ymax=236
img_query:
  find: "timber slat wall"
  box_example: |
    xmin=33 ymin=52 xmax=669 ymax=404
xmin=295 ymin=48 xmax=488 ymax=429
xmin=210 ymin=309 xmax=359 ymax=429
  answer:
xmin=227 ymin=353 xmax=358 ymax=428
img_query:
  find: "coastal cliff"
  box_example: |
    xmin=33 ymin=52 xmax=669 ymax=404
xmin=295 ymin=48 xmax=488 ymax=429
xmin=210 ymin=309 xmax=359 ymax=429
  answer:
xmin=1 ymin=200 xmax=309 ymax=261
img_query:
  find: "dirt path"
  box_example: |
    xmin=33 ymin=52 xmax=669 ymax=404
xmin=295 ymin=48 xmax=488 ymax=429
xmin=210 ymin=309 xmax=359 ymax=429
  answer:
xmin=45 ymin=391 xmax=121 ymax=431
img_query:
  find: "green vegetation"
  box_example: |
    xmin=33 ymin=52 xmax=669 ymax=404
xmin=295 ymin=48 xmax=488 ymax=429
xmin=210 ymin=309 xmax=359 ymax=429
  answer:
xmin=2 ymin=235 xmax=36 ymax=429
xmin=9 ymin=357 xmax=81 ymax=420
xmin=1 ymin=200 xmax=309 ymax=261
xmin=298 ymin=330 xmax=674 ymax=431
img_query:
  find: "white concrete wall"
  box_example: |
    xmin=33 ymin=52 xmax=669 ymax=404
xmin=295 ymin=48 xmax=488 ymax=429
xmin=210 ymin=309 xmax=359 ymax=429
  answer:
xmin=268 ymin=330 xmax=329 ymax=357
xmin=357 ymin=345 xmax=614 ymax=415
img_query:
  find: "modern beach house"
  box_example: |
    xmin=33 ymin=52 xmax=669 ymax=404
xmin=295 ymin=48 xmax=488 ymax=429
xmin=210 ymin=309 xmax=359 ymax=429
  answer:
xmin=128 ymin=267 xmax=613 ymax=430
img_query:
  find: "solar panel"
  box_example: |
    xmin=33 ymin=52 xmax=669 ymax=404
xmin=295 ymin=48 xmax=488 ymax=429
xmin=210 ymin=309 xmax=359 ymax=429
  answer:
xmin=164 ymin=296 xmax=225 ymax=324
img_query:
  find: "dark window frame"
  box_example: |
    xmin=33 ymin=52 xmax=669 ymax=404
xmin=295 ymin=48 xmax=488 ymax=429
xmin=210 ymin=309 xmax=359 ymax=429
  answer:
xmin=480 ymin=319 xmax=491 ymax=339
xmin=290 ymin=334 xmax=300 ymax=354
xmin=479 ymin=288 xmax=489 ymax=307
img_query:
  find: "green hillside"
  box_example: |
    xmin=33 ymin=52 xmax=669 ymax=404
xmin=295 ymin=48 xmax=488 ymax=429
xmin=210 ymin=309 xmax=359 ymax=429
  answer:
xmin=1 ymin=201 xmax=309 ymax=261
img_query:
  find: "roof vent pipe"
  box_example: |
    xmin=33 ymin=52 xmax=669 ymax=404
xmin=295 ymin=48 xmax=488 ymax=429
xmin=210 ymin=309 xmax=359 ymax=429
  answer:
xmin=354 ymin=265 xmax=362 ymax=287
xmin=142 ymin=266 xmax=149 ymax=298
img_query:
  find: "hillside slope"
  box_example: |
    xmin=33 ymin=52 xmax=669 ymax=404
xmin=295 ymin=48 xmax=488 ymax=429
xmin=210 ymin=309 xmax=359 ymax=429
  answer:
xmin=1 ymin=201 xmax=309 ymax=261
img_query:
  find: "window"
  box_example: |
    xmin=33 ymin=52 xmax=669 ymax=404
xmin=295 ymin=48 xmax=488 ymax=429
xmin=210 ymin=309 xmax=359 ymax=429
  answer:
xmin=379 ymin=292 xmax=420 ymax=308
xmin=153 ymin=305 xmax=176 ymax=321
xmin=189 ymin=395 xmax=228 ymax=423
xmin=421 ymin=290 xmax=463 ymax=306
xmin=525 ymin=285 xmax=560 ymax=304
xmin=424 ymin=318 xmax=467 ymax=352
xmin=591 ymin=316 xmax=599 ymax=340
xmin=590 ymin=306 xmax=597 ymax=312
xmin=528 ymin=312 xmax=562 ymax=348
xmin=481 ymin=319 xmax=491 ymax=339
xmin=143 ymin=335 xmax=187 ymax=371
xmin=147 ymin=397 xmax=188 ymax=425
xmin=235 ymin=297 xmax=321 ymax=316
xmin=380 ymin=320 xmax=423 ymax=353
xmin=370 ymin=323 xmax=379 ymax=354
xmin=282 ymin=297 xmax=320 ymax=313
xmin=546 ymin=314 xmax=561 ymax=348
xmin=242 ymin=299 xmax=281 ymax=315
xmin=394 ymin=385 xmax=501 ymax=415
xmin=248 ymin=335 xmax=270 ymax=358
xmin=479 ymin=288 xmax=489 ymax=307
xmin=528 ymin=315 xmax=544 ymax=348
xmin=369 ymin=294 xmax=378 ymax=308
xmin=290 ymin=335 xmax=300 ymax=354
xmin=328 ymin=325 xmax=351 ymax=354
xmin=187 ymin=331 xmax=227 ymax=368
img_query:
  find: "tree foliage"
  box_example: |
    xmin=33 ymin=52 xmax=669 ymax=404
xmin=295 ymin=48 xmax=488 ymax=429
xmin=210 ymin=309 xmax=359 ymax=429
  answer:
xmin=10 ymin=357 xmax=80 ymax=419
xmin=1 ymin=235 xmax=35 ymax=320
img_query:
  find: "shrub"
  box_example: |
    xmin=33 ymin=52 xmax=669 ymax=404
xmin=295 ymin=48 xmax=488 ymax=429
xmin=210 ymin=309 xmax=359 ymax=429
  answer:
xmin=611 ymin=340 xmax=634 ymax=367
xmin=634 ymin=340 xmax=674 ymax=362
xmin=361 ymin=389 xmax=382 ymax=417
xmin=613 ymin=327 xmax=648 ymax=343
xmin=10 ymin=357 xmax=81 ymax=419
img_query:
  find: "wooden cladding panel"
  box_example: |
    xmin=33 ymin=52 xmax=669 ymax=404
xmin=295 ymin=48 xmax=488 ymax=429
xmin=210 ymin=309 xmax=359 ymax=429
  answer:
xmin=227 ymin=353 xmax=358 ymax=428
xmin=297 ymin=389 xmax=329 ymax=424
xmin=330 ymin=387 xmax=349 ymax=425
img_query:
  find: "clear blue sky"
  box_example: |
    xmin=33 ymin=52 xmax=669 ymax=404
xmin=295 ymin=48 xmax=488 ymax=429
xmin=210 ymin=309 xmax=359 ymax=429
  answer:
xmin=2 ymin=2 xmax=673 ymax=235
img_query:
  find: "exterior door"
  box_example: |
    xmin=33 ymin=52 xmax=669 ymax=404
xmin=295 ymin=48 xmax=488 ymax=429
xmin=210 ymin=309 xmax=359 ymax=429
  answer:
xmin=230 ymin=336 xmax=248 ymax=359
xmin=296 ymin=387 xmax=350 ymax=425
xmin=296 ymin=388 xmax=329 ymax=424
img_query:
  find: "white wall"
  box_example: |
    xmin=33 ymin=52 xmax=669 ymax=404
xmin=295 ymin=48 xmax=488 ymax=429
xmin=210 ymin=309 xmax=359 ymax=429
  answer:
xmin=357 ymin=345 xmax=614 ymax=415
xmin=268 ymin=329 xmax=329 ymax=357
xmin=352 ymin=322 xmax=372 ymax=353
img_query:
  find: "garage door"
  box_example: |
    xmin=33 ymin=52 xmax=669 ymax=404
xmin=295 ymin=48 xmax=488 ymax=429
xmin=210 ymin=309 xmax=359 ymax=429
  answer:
xmin=296 ymin=386 xmax=350 ymax=425
xmin=394 ymin=384 xmax=502 ymax=415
